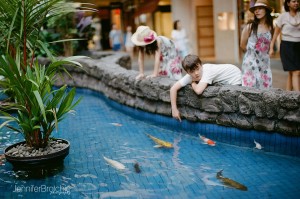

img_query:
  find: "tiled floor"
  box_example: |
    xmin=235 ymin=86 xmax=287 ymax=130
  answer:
xmin=1 ymin=88 xmax=300 ymax=199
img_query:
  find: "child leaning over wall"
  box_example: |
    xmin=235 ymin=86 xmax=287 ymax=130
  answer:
xmin=170 ymin=54 xmax=242 ymax=122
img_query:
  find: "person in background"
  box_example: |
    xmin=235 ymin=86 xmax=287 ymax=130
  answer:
xmin=171 ymin=20 xmax=189 ymax=59
xmin=131 ymin=26 xmax=182 ymax=80
xmin=170 ymin=54 xmax=241 ymax=122
xmin=124 ymin=26 xmax=134 ymax=61
xmin=91 ymin=17 xmax=102 ymax=50
xmin=109 ymin=23 xmax=123 ymax=51
xmin=240 ymin=0 xmax=274 ymax=89
xmin=269 ymin=0 xmax=300 ymax=91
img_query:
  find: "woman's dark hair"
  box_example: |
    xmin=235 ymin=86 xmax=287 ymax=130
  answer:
xmin=284 ymin=0 xmax=291 ymax=11
xmin=284 ymin=0 xmax=300 ymax=12
xmin=138 ymin=40 xmax=158 ymax=55
xmin=173 ymin=20 xmax=180 ymax=30
xmin=248 ymin=8 xmax=274 ymax=37
xmin=182 ymin=54 xmax=202 ymax=72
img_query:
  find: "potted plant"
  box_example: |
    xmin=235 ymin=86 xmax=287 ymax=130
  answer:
xmin=0 ymin=0 xmax=94 ymax=168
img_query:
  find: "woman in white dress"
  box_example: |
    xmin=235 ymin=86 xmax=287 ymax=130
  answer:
xmin=171 ymin=20 xmax=189 ymax=59
xmin=125 ymin=26 xmax=134 ymax=61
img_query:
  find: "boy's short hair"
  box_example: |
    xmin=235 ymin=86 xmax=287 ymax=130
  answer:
xmin=182 ymin=54 xmax=202 ymax=72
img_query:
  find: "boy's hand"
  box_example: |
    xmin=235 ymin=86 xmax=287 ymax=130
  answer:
xmin=172 ymin=108 xmax=182 ymax=122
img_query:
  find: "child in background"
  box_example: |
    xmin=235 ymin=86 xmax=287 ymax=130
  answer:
xmin=131 ymin=26 xmax=182 ymax=80
xmin=109 ymin=23 xmax=123 ymax=51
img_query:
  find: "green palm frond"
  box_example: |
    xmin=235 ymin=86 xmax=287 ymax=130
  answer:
xmin=0 ymin=0 xmax=94 ymax=148
xmin=0 ymin=0 xmax=95 ymax=64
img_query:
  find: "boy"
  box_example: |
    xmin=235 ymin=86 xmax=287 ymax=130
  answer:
xmin=109 ymin=23 xmax=123 ymax=51
xmin=170 ymin=54 xmax=241 ymax=121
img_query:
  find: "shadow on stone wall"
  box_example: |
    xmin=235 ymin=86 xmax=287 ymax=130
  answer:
xmin=41 ymin=52 xmax=300 ymax=136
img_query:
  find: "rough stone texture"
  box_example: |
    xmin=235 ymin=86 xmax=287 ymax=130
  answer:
xmin=47 ymin=52 xmax=300 ymax=136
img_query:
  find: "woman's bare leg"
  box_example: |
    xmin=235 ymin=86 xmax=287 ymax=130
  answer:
xmin=291 ymin=70 xmax=300 ymax=91
xmin=286 ymin=71 xmax=293 ymax=91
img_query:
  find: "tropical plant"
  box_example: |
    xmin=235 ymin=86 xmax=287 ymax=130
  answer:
xmin=45 ymin=11 xmax=94 ymax=56
xmin=0 ymin=0 xmax=95 ymax=148
xmin=0 ymin=53 xmax=83 ymax=148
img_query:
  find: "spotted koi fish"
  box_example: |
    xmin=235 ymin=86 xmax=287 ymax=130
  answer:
xmin=199 ymin=134 xmax=216 ymax=146
xmin=146 ymin=133 xmax=173 ymax=148
xmin=216 ymin=169 xmax=248 ymax=191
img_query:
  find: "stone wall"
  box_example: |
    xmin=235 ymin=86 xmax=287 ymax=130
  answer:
xmin=49 ymin=52 xmax=300 ymax=136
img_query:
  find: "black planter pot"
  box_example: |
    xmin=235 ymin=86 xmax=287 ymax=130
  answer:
xmin=4 ymin=138 xmax=70 ymax=169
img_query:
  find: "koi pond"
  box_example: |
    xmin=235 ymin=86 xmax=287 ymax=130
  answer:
xmin=1 ymin=88 xmax=300 ymax=198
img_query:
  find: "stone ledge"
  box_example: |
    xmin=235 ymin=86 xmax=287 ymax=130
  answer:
xmin=50 ymin=52 xmax=300 ymax=136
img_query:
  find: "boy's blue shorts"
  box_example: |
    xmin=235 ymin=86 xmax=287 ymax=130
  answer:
xmin=112 ymin=44 xmax=121 ymax=51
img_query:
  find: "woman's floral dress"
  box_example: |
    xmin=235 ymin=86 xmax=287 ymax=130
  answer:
xmin=158 ymin=36 xmax=182 ymax=80
xmin=242 ymin=31 xmax=272 ymax=89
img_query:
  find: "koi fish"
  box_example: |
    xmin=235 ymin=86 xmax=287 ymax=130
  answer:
xmin=216 ymin=170 xmax=248 ymax=191
xmin=103 ymin=156 xmax=126 ymax=170
xmin=146 ymin=133 xmax=173 ymax=148
xmin=198 ymin=134 xmax=216 ymax=146
xmin=0 ymin=154 xmax=5 ymax=166
xmin=254 ymin=140 xmax=263 ymax=149
xmin=110 ymin=123 xmax=122 ymax=126
xmin=134 ymin=162 xmax=141 ymax=173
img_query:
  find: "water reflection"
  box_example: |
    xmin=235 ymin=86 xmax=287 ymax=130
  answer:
xmin=10 ymin=162 xmax=65 ymax=180
xmin=1 ymin=88 xmax=300 ymax=198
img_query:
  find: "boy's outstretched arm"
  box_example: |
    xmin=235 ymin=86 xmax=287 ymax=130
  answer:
xmin=170 ymin=81 xmax=183 ymax=122
xmin=191 ymin=82 xmax=208 ymax=95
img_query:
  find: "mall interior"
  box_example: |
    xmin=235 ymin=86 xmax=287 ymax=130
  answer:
xmin=77 ymin=0 xmax=283 ymax=64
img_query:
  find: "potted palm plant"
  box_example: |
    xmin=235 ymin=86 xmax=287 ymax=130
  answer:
xmin=0 ymin=0 xmax=94 ymax=168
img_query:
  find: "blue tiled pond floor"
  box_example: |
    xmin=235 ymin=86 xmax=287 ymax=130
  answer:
xmin=1 ymin=88 xmax=300 ymax=198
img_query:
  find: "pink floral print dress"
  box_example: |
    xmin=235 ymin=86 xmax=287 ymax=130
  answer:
xmin=157 ymin=36 xmax=182 ymax=80
xmin=241 ymin=31 xmax=272 ymax=89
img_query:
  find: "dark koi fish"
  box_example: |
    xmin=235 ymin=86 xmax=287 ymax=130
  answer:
xmin=216 ymin=170 xmax=248 ymax=191
xmin=134 ymin=162 xmax=141 ymax=173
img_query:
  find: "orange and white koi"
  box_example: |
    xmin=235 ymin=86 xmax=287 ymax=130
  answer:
xmin=146 ymin=133 xmax=173 ymax=148
xmin=199 ymin=134 xmax=216 ymax=146
xmin=109 ymin=123 xmax=122 ymax=126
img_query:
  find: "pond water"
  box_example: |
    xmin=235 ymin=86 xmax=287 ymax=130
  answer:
xmin=1 ymin=88 xmax=300 ymax=198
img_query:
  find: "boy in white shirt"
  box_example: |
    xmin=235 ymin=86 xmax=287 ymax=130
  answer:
xmin=170 ymin=54 xmax=241 ymax=121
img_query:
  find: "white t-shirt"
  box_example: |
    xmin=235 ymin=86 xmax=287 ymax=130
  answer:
xmin=179 ymin=63 xmax=241 ymax=86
